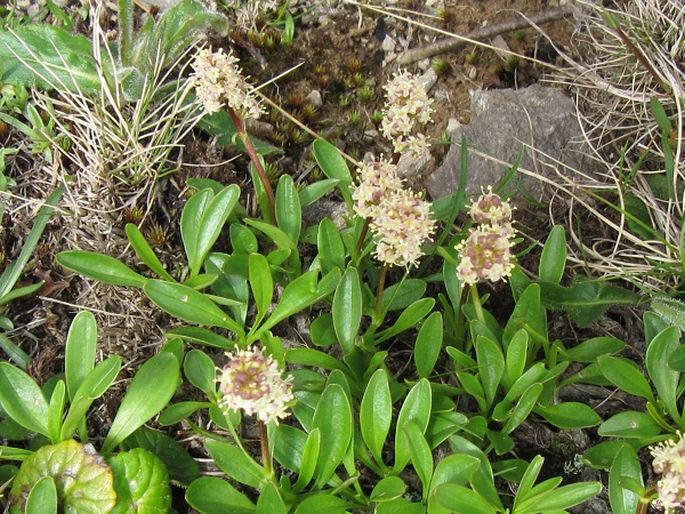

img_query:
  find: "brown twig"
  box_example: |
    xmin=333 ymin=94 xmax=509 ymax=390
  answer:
xmin=396 ymin=5 xmax=575 ymax=65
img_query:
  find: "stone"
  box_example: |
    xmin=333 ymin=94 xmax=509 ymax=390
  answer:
xmin=426 ymin=84 xmax=595 ymax=200
xmin=305 ymin=89 xmax=323 ymax=108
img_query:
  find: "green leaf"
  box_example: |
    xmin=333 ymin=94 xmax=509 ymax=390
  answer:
xmin=205 ymin=440 xmax=267 ymax=489
xmin=109 ymin=448 xmax=171 ymax=514
xmin=309 ymin=313 xmax=337 ymax=347
xmin=433 ymin=484 xmax=499 ymax=514
xmin=503 ymin=284 xmax=546 ymax=349
xmin=61 ymin=356 xmax=121 ymax=440
xmin=256 ymin=482 xmax=287 ymax=514
xmin=646 ymin=326 xmax=681 ymax=423
xmin=598 ymin=411 xmax=662 ymax=439
xmin=168 ymin=326 xmax=235 ymax=349
xmin=275 ymin=175 xmax=302 ymax=244
xmin=47 ymin=380 xmax=66 ymax=444
xmin=102 ymin=353 xmax=180 ymax=454
xmin=181 ymin=186 xmax=240 ymax=277
xmin=370 ymin=476 xmax=406 ymax=502
xmin=376 ymin=298 xmax=435 ymax=344
xmin=316 ymin=217 xmax=346 ymax=272
xmin=538 ymin=225 xmax=566 ymax=284
xmin=513 ymin=455 xmax=544 ymax=506
xmin=159 ymin=401 xmax=209 ymax=426
xmin=609 ymin=444 xmax=642 ymax=514
xmin=312 ymin=139 xmax=352 ymax=204
xmin=65 ymin=311 xmax=97 ymax=402
xmin=534 ymin=402 xmax=601 ymax=429
xmin=524 ymin=482 xmax=602 ymax=512
xmin=143 ymin=279 xmax=243 ymax=334
xmin=0 ymin=26 xmax=99 ymax=93
xmin=249 ymin=253 xmax=273 ymax=327
xmin=199 ymin=110 xmax=278 ymax=156
xmin=125 ymin=224 xmax=175 ymax=282
xmin=505 ymin=329 xmax=528 ymax=388
xmin=25 ymin=476 xmax=57 ymax=514
xmin=294 ymin=494 xmax=349 ymax=514
xmin=502 ymin=383 xmax=543 ymax=435
xmin=404 ymin=421 xmax=433 ymax=500
xmin=312 ymin=384 xmax=353 ymax=487
xmin=230 ymin=224 xmax=258 ymax=254
xmin=414 ymin=312 xmax=443 ymax=379
xmin=394 ymin=379 xmax=432 ymax=473
xmin=597 ymin=355 xmax=654 ymax=401
xmin=286 ymin=348 xmax=347 ymax=372
xmin=360 ymin=369 xmax=392 ymax=466
xmin=561 ymin=336 xmax=625 ymax=363
xmin=332 ymin=266 xmax=362 ymax=355
xmin=0 ymin=362 xmax=48 ymax=436
xmin=381 ymin=278 xmax=427 ymax=312
xmin=299 ymin=179 xmax=339 ymax=207
xmin=294 ymin=428 xmax=320 ymax=491
xmin=10 ymin=440 xmax=116 ymax=514
xmin=185 ymin=476 xmax=255 ymax=514
xmin=121 ymin=426 xmax=200 ymax=487
xmin=57 ymin=251 xmax=147 ymax=288
xmin=475 ymin=336 xmax=505 ymax=410
xmin=184 ymin=350 xmax=216 ymax=395
xmin=652 ymin=296 xmax=685 ymax=333
xmin=538 ymin=281 xmax=638 ymax=328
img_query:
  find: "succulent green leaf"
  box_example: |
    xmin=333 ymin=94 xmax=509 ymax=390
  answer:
xmin=186 ymin=476 xmax=255 ymax=514
xmin=109 ymin=448 xmax=171 ymax=514
xmin=360 ymin=369 xmax=392 ymax=466
xmin=0 ymin=362 xmax=49 ymax=437
xmin=9 ymin=440 xmax=116 ymax=514
xmin=65 ymin=311 xmax=97 ymax=402
xmin=56 ymin=251 xmax=147 ymax=288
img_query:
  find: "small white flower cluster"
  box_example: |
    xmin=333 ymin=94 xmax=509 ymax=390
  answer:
xmin=353 ymin=158 xmax=436 ymax=268
xmin=228 ymin=0 xmax=279 ymax=30
xmin=651 ymin=434 xmax=685 ymax=510
xmin=218 ymin=346 xmax=293 ymax=425
xmin=381 ymin=71 xmax=434 ymax=160
xmin=456 ymin=188 xmax=516 ymax=285
xmin=191 ymin=47 xmax=264 ymax=120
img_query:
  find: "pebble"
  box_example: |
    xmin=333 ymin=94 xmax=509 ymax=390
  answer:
xmin=305 ymin=89 xmax=323 ymax=108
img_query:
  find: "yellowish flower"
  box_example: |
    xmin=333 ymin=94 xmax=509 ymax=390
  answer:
xmin=352 ymin=159 xmax=403 ymax=219
xmin=651 ymin=435 xmax=685 ymax=510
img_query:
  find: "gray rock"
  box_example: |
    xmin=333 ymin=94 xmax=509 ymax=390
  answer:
xmin=305 ymin=89 xmax=323 ymax=108
xmin=426 ymin=84 xmax=595 ymax=200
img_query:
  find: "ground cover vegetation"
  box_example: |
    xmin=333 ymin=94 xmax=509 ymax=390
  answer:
xmin=0 ymin=0 xmax=683 ymax=512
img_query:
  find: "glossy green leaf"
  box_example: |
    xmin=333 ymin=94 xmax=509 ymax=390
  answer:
xmin=299 ymin=179 xmax=339 ymax=207
xmin=513 ymin=455 xmax=544 ymax=507
xmin=294 ymin=428 xmax=320 ymax=491
xmin=309 ymin=313 xmax=337 ymax=347
xmin=505 ymin=329 xmax=528 ymax=387
xmin=583 ymin=440 xmax=629 ymax=470
xmin=597 ymin=355 xmax=654 ymax=401
xmin=376 ymin=298 xmax=435 ymax=344
xmin=404 ymin=421 xmax=433 ymax=500
xmin=275 ymin=174 xmax=302 ymax=243
xmin=121 ymin=426 xmax=200 ymax=486
xmin=371 ymin=476 xmax=406 ymax=503
xmin=381 ymin=279 xmax=427 ymax=312
xmin=0 ymin=362 xmax=48 ymax=436
xmin=502 ymin=383 xmax=543 ymax=435
xmin=56 ymin=251 xmax=147 ymax=288
xmin=125 ymin=223 xmax=175 ymax=281
xmin=65 ymin=311 xmax=97 ymax=402
xmin=522 ymin=481 xmax=602 ymax=512
xmin=332 ymin=266 xmax=362 ymax=355
xmin=598 ymin=411 xmax=662 ymax=439
xmin=248 ymin=253 xmax=273 ymax=327
xmin=61 ymin=356 xmax=121 ymax=440
xmin=294 ymin=494 xmax=349 ymax=514
xmin=312 ymin=384 xmax=353 ymax=487
xmin=433 ymin=484 xmax=498 ymax=514
xmin=609 ymin=444 xmax=642 ymax=514
xmin=414 ymin=312 xmax=443 ymax=379
xmin=312 ymin=139 xmax=352 ymax=204
xmin=47 ymin=380 xmax=66 ymax=444
xmin=394 ymin=379 xmax=432 ymax=473
xmin=256 ymin=482 xmax=287 ymax=514
xmin=185 ymin=476 xmax=255 ymax=514
xmin=144 ymin=279 xmax=243 ymax=334
xmin=205 ymin=440 xmax=267 ymax=489
xmin=109 ymin=448 xmax=171 ymax=514
xmin=230 ymin=223 xmax=258 ymax=254
xmin=184 ymin=350 xmax=216 ymax=395
xmin=102 ymin=353 xmax=180 ymax=454
xmin=316 ymin=217 xmax=346 ymax=272
xmin=25 ymin=476 xmax=57 ymax=514
xmin=503 ymin=284 xmax=546 ymax=349
xmin=10 ymin=440 xmax=116 ymax=514
xmin=476 ymin=336 xmax=505 ymax=409
xmin=535 ymin=402 xmax=601 ymax=429
xmin=286 ymin=348 xmax=347 ymax=372
xmin=538 ymin=225 xmax=566 ymax=284
xmin=646 ymin=326 xmax=681 ymax=422
xmin=360 ymin=369 xmax=392 ymax=466
xmin=159 ymin=401 xmax=209 ymax=426
xmin=168 ymin=326 xmax=235 ymax=349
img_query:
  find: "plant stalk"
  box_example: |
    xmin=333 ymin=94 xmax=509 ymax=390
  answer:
xmin=469 ymin=283 xmax=486 ymax=324
xmin=374 ymin=264 xmax=388 ymax=316
xmin=228 ymin=108 xmax=276 ymax=224
xmin=258 ymin=420 xmax=273 ymax=477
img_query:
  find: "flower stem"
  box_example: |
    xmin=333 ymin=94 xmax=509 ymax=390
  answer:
xmin=355 ymin=217 xmax=371 ymax=259
xmin=375 ymin=264 xmax=388 ymax=316
xmin=228 ymin=108 xmax=276 ymax=224
xmin=258 ymin=420 xmax=273 ymax=477
xmin=469 ymin=283 xmax=485 ymax=324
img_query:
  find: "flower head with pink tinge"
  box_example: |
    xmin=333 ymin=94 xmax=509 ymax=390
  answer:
xmin=651 ymin=434 xmax=685 ymax=510
xmin=469 ymin=186 xmax=513 ymax=227
xmin=218 ymin=346 xmax=293 ymax=424
xmin=456 ymin=224 xmax=515 ymax=285
xmin=352 ymin=159 xmax=403 ymax=219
